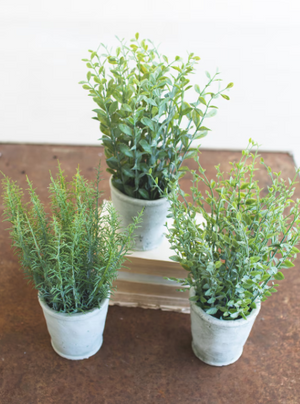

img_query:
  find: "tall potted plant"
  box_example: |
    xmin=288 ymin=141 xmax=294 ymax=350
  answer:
xmin=80 ymin=33 xmax=233 ymax=250
xmin=2 ymin=165 xmax=141 ymax=360
xmin=167 ymin=141 xmax=300 ymax=366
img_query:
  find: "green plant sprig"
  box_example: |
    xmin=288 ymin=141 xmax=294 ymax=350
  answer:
xmin=166 ymin=141 xmax=300 ymax=320
xmin=1 ymin=164 xmax=142 ymax=313
xmin=80 ymin=33 xmax=233 ymax=200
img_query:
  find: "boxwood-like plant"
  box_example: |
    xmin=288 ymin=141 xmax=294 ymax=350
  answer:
xmin=2 ymin=165 xmax=141 ymax=313
xmin=167 ymin=141 xmax=300 ymax=320
xmin=80 ymin=33 xmax=233 ymax=200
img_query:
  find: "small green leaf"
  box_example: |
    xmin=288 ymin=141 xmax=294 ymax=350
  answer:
xmin=139 ymin=139 xmax=152 ymax=154
xmin=194 ymin=84 xmax=201 ymax=94
xmin=240 ymin=182 xmax=250 ymax=190
xmin=122 ymin=104 xmax=132 ymax=112
xmin=250 ymin=271 xmax=261 ymax=277
xmin=118 ymin=144 xmax=133 ymax=158
xmin=138 ymin=189 xmax=149 ymax=199
xmin=94 ymin=76 xmax=102 ymax=84
xmin=122 ymin=166 xmax=135 ymax=178
xmin=119 ymin=124 xmax=133 ymax=137
xmin=246 ymin=198 xmax=256 ymax=205
xmin=221 ymin=94 xmax=230 ymax=100
xmin=109 ymin=101 xmax=118 ymax=115
xmin=206 ymin=307 xmax=218 ymax=315
xmin=108 ymin=57 xmax=117 ymax=64
xmin=282 ymin=260 xmax=294 ymax=268
xmin=169 ymin=255 xmax=181 ymax=262
xmin=206 ymin=109 xmax=217 ymax=118
xmin=141 ymin=117 xmax=155 ymax=131
xmin=106 ymin=157 xmax=119 ymax=169
xmin=274 ymin=271 xmax=285 ymax=280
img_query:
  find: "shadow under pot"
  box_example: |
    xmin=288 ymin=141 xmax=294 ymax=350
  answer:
xmin=189 ymin=287 xmax=261 ymax=366
xmin=109 ymin=176 xmax=170 ymax=251
xmin=38 ymin=296 xmax=109 ymax=360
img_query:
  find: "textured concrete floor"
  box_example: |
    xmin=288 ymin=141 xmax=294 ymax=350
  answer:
xmin=0 ymin=144 xmax=299 ymax=404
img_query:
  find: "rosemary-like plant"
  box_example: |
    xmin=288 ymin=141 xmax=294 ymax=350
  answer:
xmin=80 ymin=33 xmax=232 ymax=200
xmin=2 ymin=165 xmax=141 ymax=313
xmin=167 ymin=141 xmax=300 ymax=320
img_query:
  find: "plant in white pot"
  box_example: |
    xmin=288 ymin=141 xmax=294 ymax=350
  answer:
xmin=166 ymin=141 xmax=300 ymax=366
xmin=1 ymin=165 xmax=140 ymax=360
xmin=80 ymin=33 xmax=233 ymax=250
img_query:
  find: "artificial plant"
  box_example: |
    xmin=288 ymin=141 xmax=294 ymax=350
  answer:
xmin=80 ymin=33 xmax=233 ymax=200
xmin=2 ymin=165 xmax=141 ymax=313
xmin=167 ymin=141 xmax=300 ymax=320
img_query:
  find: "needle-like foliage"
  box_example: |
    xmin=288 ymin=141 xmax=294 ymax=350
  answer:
xmin=167 ymin=141 xmax=300 ymax=320
xmin=2 ymin=164 xmax=141 ymax=313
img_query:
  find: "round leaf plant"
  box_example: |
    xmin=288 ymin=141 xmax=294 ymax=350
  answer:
xmin=167 ymin=141 xmax=300 ymax=320
xmin=80 ymin=33 xmax=233 ymax=200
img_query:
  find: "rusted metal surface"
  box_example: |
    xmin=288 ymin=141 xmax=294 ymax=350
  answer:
xmin=0 ymin=144 xmax=299 ymax=404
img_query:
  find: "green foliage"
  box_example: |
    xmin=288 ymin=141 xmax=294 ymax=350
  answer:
xmin=80 ymin=34 xmax=232 ymax=200
xmin=2 ymin=164 xmax=141 ymax=313
xmin=167 ymin=141 xmax=300 ymax=320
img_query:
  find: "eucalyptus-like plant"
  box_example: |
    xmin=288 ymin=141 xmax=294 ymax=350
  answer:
xmin=2 ymin=165 xmax=141 ymax=313
xmin=80 ymin=33 xmax=233 ymax=200
xmin=167 ymin=141 xmax=300 ymax=320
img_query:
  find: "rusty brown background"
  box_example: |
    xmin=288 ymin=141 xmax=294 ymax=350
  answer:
xmin=0 ymin=144 xmax=299 ymax=404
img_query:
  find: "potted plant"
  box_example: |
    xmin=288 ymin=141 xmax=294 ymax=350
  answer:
xmin=1 ymin=164 xmax=141 ymax=360
xmin=166 ymin=141 xmax=300 ymax=366
xmin=80 ymin=33 xmax=233 ymax=250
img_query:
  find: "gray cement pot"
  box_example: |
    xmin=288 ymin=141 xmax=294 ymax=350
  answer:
xmin=189 ymin=287 xmax=261 ymax=366
xmin=109 ymin=177 xmax=169 ymax=251
xmin=38 ymin=296 xmax=109 ymax=360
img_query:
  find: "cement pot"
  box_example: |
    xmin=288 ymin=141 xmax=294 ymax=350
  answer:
xmin=38 ymin=296 xmax=109 ymax=360
xmin=189 ymin=287 xmax=261 ymax=366
xmin=109 ymin=177 xmax=169 ymax=251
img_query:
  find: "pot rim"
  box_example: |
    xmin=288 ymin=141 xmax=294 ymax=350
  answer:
xmin=109 ymin=176 xmax=168 ymax=206
xmin=38 ymin=294 xmax=109 ymax=321
xmin=189 ymin=287 xmax=261 ymax=327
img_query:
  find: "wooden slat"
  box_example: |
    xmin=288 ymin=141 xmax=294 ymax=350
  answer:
xmin=119 ymin=256 xmax=187 ymax=278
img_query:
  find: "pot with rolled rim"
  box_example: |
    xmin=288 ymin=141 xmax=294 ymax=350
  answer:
xmin=38 ymin=295 xmax=109 ymax=360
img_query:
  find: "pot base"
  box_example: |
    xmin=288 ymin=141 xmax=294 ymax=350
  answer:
xmin=51 ymin=337 xmax=103 ymax=360
xmin=191 ymin=341 xmax=243 ymax=367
